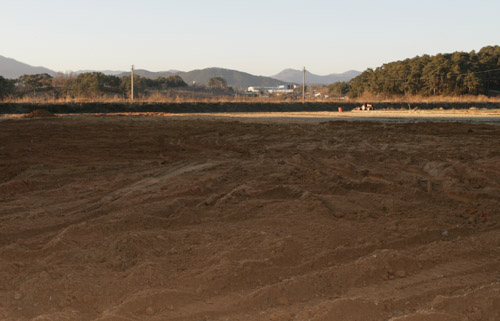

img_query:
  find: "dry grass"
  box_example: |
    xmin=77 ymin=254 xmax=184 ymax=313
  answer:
xmin=2 ymin=95 xmax=305 ymax=104
xmin=2 ymin=92 xmax=500 ymax=104
xmin=348 ymin=93 xmax=500 ymax=103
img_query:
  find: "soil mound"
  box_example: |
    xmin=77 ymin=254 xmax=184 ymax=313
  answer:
xmin=23 ymin=109 xmax=55 ymax=118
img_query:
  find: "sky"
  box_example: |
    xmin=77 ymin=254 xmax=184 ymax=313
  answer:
xmin=1 ymin=0 xmax=499 ymax=76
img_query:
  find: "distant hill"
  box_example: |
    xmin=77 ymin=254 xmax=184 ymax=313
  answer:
xmin=180 ymin=68 xmax=287 ymax=89
xmin=118 ymin=69 xmax=175 ymax=79
xmin=0 ymin=55 xmax=289 ymax=89
xmin=271 ymin=69 xmax=361 ymax=85
xmin=75 ymin=70 xmax=125 ymax=76
xmin=0 ymin=55 xmax=56 ymax=79
xmin=119 ymin=67 xmax=287 ymax=89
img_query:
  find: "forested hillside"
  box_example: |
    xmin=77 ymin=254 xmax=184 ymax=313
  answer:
xmin=345 ymin=46 xmax=500 ymax=97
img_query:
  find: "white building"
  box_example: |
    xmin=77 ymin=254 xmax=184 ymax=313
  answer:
xmin=247 ymin=84 xmax=297 ymax=94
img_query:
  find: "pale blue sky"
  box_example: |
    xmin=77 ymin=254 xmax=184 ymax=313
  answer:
xmin=1 ymin=0 xmax=499 ymax=76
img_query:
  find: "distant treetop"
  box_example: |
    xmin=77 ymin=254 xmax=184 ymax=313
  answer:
xmin=208 ymin=77 xmax=228 ymax=89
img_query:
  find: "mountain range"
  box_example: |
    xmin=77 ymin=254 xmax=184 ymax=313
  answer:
xmin=117 ymin=68 xmax=287 ymax=90
xmin=272 ymin=69 xmax=361 ymax=85
xmin=0 ymin=55 xmax=360 ymax=88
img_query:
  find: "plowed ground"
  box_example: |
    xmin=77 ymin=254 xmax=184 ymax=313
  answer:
xmin=0 ymin=115 xmax=499 ymax=321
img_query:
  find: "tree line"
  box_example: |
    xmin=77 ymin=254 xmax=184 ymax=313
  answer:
xmin=329 ymin=45 xmax=500 ymax=98
xmin=0 ymin=72 xmax=232 ymax=100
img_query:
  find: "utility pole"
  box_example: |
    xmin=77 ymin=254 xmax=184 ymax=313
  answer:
xmin=302 ymin=66 xmax=306 ymax=103
xmin=131 ymin=65 xmax=134 ymax=101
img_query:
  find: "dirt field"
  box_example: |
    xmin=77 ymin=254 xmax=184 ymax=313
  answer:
xmin=1 ymin=114 xmax=499 ymax=321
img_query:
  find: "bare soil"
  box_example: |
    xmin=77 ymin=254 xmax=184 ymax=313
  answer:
xmin=0 ymin=115 xmax=499 ymax=321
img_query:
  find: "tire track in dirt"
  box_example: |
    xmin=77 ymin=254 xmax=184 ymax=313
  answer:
xmin=0 ymin=161 xmax=223 ymax=247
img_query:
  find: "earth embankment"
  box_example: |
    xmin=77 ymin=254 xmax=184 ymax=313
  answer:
xmin=1 ymin=101 xmax=500 ymax=115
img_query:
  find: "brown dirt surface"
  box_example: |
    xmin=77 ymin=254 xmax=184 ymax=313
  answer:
xmin=0 ymin=115 xmax=499 ymax=321
xmin=23 ymin=109 xmax=55 ymax=118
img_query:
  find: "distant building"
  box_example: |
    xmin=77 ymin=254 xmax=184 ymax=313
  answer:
xmin=247 ymin=84 xmax=297 ymax=94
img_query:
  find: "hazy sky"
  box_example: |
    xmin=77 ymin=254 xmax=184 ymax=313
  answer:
xmin=1 ymin=0 xmax=499 ymax=76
